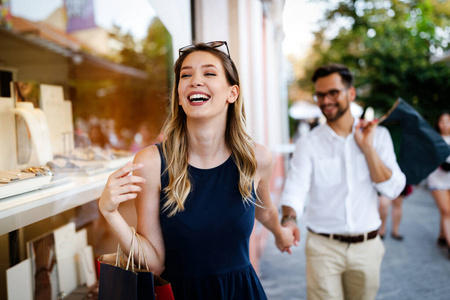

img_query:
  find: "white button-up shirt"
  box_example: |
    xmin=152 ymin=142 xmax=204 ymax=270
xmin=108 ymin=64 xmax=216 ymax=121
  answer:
xmin=280 ymin=120 xmax=406 ymax=235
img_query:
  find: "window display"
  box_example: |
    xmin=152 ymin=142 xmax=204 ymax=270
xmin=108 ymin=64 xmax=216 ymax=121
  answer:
xmin=0 ymin=1 xmax=174 ymax=298
xmin=1 ymin=0 xmax=173 ymax=153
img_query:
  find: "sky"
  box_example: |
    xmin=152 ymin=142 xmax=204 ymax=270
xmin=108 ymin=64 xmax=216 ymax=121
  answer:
xmin=282 ymin=0 xmax=328 ymax=58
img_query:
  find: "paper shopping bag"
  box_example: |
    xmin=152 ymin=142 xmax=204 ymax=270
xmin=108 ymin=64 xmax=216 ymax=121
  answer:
xmin=133 ymin=229 xmax=174 ymax=300
xmin=98 ymin=261 xmax=155 ymax=300
xmin=97 ymin=227 xmax=174 ymax=300
xmin=154 ymin=275 xmax=175 ymax=300
xmin=97 ymin=234 xmax=155 ymax=300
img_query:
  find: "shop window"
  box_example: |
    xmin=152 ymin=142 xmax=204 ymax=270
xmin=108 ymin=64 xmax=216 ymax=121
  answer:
xmin=0 ymin=0 xmax=173 ymax=152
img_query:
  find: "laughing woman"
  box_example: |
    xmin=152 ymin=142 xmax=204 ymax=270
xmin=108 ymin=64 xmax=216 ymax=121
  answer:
xmin=99 ymin=41 xmax=295 ymax=299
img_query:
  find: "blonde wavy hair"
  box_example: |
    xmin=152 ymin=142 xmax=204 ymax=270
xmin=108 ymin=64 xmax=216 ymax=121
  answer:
xmin=160 ymin=42 xmax=257 ymax=216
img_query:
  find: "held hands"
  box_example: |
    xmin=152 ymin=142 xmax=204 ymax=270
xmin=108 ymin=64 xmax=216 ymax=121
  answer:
xmin=99 ymin=162 xmax=146 ymax=217
xmin=276 ymin=222 xmax=300 ymax=255
xmin=354 ymin=119 xmax=378 ymax=153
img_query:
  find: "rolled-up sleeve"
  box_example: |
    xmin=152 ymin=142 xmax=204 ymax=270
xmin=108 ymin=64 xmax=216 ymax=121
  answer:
xmin=374 ymin=126 xmax=406 ymax=199
xmin=280 ymin=137 xmax=312 ymax=218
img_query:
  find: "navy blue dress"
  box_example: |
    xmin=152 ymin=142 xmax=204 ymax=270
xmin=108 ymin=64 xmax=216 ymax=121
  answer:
xmin=157 ymin=145 xmax=267 ymax=299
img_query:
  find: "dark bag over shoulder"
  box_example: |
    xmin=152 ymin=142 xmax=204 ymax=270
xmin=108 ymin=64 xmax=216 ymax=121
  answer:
xmin=441 ymin=162 xmax=450 ymax=172
xmin=380 ymin=99 xmax=450 ymax=184
xmin=97 ymin=228 xmax=174 ymax=300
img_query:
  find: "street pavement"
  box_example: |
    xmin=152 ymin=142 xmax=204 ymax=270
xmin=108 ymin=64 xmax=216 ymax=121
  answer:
xmin=259 ymin=184 xmax=450 ymax=299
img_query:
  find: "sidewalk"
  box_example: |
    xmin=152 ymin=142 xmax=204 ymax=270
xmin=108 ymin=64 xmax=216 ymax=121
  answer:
xmin=259 ymin=184 xmax=450 ymax=300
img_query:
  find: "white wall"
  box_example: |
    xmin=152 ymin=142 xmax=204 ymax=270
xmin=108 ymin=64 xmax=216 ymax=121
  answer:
xmin=237 ymin=0 xmax=253 ymax=141
xmin=264 ymin=2 xmax=289 ymax=147
xmin=265 ymin=20 xmax=279 ymax=146
xmin=249 ymin=0 xmax=266 ymax=144
xmin=196 ymin=0 xmax=229 ymax=42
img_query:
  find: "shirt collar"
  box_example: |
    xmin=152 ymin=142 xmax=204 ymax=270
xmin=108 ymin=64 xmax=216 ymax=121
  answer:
xmin=323 ymin=118 xmax=358 ymax=140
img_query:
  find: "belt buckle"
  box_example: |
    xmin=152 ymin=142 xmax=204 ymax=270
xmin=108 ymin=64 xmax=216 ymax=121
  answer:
xmin=338 ymin=235 xmax=346 ymax=242
xmin=343 ymin=235 xmax=354 ymax=243
xmin=334 ymin=234 xmax=348 ymax=243
xmin=337 ymin=234 xmax=363 ymax=243
xmin=353 ymin=235 xmax=364 ymax=243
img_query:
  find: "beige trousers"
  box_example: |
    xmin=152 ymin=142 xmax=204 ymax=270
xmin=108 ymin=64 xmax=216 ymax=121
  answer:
xmin=305 ymin=231 xmax=385 ymax=300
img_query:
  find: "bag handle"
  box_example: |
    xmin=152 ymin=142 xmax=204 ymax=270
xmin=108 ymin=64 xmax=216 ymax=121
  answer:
xmin=115 ymin=242 xmax=126 ymax=268
xmin=135 ymin=232 xmax=150 ymax=271
xmin=114 ymin=227 xmax=150 ymax=273
xmin=125 ymin=227 xmax=137 ymax=272
xmin=113 ymin=227 xmax=137 ymax=271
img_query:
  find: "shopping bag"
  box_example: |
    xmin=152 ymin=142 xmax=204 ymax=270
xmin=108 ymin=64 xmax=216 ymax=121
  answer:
xmin=135 ymin=232 xmax=174 ymax=300
xmin=154 ymin=275 xmax=175 ymax=300
xmin=97 ymin=227 xmax=154 ymax=300
xmin=97 ymin=227 xmax=174 ymax=300
xmin=98 ymin=262 xmax=153 ymax=300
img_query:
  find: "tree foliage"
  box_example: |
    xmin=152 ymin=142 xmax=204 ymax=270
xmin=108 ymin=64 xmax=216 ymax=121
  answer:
xmin=109 ymin=17 xmax=173 ymax=90
xmin=73 ymin=17 xmax=173 ymax=139
xmin=299 ymin=0 xmax=450 ymax=124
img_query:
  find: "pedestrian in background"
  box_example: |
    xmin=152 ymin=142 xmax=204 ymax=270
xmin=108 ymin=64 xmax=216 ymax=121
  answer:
xmin=427 ymin=111 xmax=450 ymax=258
xmin=378 ymin=184 xmax=413 ymax=241
xmin=280 ymin=63 xmax=406 ymax=299
xmin=99 ymin=41 xmax=294 ymax=299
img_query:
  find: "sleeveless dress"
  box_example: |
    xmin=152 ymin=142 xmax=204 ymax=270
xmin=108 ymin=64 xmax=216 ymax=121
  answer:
xmin=157 ymin=145 xmax=267 ymax=299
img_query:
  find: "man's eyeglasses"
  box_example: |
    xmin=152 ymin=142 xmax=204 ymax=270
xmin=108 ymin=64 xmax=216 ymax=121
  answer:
xmin=313 ymin=88 xmax=347 ymax=102
xmin=178 ymin=41 xmax=230 ymax=58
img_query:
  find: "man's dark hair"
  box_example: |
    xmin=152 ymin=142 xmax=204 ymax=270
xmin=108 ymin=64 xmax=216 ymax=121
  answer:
xmin=311 ymin=63 xmax=354 ymax=88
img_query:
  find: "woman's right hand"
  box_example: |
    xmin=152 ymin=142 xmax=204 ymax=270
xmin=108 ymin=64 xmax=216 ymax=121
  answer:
xmin=98 ymin=162 xmax=146 ymax=216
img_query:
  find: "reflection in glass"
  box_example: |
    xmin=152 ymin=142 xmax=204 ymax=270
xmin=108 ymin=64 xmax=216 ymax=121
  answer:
xmin=2 ymin=0 xmax=173 ymax=152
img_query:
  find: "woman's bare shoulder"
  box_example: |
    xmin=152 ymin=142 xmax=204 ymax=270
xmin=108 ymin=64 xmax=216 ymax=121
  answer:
xmin=133 ymin=144 xmax=161 ymax=178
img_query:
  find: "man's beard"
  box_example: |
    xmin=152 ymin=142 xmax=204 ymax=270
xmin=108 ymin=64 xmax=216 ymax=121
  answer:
xmin=320 ymin=100 xmax=350 ymax=122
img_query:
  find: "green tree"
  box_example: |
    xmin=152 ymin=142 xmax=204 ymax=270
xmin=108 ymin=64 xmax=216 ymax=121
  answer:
xmin=299 ymin=0 xmax=450 ymax=124
xmin=109 ymin=17 xmax=173 ymax=89
xmin=73 ymin=17 xmax=173 ymax=143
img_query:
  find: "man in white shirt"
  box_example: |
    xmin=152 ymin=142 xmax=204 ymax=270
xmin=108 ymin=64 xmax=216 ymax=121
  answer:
xmin=280 ymin=64 xmax=406 ymax=300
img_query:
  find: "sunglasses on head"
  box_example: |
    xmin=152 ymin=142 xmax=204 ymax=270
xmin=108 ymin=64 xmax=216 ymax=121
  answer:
xmin=178 ymin=41 xmax=230 ymax=58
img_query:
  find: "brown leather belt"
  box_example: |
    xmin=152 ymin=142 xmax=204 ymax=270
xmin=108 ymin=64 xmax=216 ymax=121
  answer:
xmin=308 ymin=228 xmax=379 ymax=244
